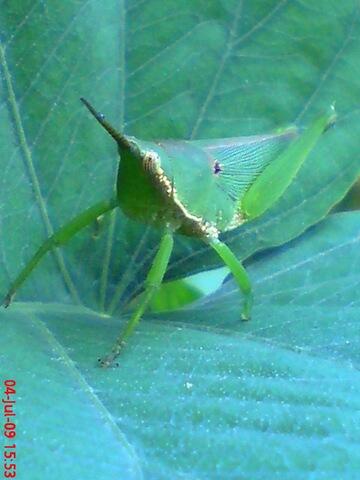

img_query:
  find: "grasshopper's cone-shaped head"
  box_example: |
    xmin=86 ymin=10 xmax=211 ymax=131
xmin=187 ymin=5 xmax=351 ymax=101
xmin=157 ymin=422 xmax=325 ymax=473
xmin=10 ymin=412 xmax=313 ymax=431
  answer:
xmin=80 ymin=97 xmax=138 ymax=154
xmin=80 ymin=98 xmax=179 ymax=230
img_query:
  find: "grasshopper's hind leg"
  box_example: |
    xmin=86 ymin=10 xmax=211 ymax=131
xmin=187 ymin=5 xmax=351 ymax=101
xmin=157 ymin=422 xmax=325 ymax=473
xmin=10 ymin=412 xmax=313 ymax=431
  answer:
xmin=241 ymin=106 xmax=337 ymax=221
xmin=99 ymin=229 xmax=174 ymax=367
xmin=209 ymin=238 xmax=253 ymax=320
xmin=2 ymin=198 xmax=118 ymax=307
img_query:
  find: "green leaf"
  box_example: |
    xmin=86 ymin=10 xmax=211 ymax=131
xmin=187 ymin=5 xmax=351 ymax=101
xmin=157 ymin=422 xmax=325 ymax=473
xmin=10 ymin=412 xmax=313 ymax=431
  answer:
xmin=1 ymin=2 xmax=360 ymax=478
xmin=149 ymin=278 xmax=203 ymax=312
xmin=1 ymin=212 xmax=360 ymax=478
xmin=1 ymin=1 xmax=359 ymax=311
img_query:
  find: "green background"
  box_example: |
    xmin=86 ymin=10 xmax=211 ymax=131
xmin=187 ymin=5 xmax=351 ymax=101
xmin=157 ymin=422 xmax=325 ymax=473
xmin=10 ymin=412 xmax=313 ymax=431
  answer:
xmin=1 ymin=1 xmax=360 ymax=478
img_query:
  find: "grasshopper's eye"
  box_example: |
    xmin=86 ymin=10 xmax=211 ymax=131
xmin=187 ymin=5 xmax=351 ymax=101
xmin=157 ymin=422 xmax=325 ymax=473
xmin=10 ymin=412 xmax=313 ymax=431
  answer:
xmin=143 ymin=150 xmax=161 ymax=173
xmin=213 ymin=161 xmax=222 ymax=175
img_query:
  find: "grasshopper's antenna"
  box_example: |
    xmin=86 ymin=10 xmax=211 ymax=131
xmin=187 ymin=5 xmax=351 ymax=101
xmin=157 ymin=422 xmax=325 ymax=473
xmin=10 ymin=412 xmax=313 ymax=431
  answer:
xmin=80 ymin=97 xmax=133 ymax=151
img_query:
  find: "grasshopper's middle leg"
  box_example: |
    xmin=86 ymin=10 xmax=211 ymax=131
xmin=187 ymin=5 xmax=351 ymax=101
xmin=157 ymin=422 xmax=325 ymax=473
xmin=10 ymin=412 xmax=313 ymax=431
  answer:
xmin=209 ymin=238 xmax=253 ymax=320
xmin=99 ymin=229 xmax=174 ymax=367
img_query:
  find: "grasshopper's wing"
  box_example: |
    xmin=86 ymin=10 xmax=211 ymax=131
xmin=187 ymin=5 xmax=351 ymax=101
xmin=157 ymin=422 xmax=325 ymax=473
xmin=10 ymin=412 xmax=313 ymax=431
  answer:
xmin=241 ymin=107 xmax=336 ymax=220
xmin=193 ymin=128 xmax=298 ymax=204
xmin=196 ymin=107 xmax=336 ymax=225
xmin=156 ymin=128 xmax=297 ymax=232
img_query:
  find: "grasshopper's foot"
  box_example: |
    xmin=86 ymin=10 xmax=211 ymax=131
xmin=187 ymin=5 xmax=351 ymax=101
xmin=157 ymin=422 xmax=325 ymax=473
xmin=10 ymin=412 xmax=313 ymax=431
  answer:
xmin=241 ymin=293 xmax=253 ymax=321
xmin=98 ymin=340 xmax=126 ymax=368
xmin=97 ymin=357 xmax=119 ymax=368
xmin=2 ymin=292 xmax=14 ymax=308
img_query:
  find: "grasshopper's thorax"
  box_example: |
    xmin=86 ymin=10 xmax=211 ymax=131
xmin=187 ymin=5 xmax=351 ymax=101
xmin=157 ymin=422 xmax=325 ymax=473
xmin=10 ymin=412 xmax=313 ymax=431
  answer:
xmin=116 ymin=141 xmax=219 ymax=239
xmin=116 ymin=143 xmax=168 ymax=226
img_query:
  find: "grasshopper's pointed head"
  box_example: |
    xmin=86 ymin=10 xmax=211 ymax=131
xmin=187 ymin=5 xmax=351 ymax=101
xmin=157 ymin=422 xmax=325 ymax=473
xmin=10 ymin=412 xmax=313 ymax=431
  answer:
xmin=81 ymin=97 xmax=141 ymax=156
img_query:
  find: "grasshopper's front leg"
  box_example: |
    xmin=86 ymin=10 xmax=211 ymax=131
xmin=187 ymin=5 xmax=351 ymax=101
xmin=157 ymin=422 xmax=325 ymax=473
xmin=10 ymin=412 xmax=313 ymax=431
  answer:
xmin=2 ymin=198 xmax=118 ymax=306
xmin=99 ymin=229 xmax=174 ymax=367
xmin=209 ymin=238 xmax=252 ymax=320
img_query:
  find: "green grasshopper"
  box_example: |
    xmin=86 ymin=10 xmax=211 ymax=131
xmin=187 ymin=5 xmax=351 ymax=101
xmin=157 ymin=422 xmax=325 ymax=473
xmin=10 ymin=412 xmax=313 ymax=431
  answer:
xmin=3 ymin=99 xmax=336 ymax=366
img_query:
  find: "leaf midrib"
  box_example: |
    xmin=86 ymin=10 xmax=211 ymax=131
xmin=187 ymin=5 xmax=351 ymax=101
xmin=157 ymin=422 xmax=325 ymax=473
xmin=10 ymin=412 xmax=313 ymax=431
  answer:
xmin=0 ymin=40 xmax=80 ymax=303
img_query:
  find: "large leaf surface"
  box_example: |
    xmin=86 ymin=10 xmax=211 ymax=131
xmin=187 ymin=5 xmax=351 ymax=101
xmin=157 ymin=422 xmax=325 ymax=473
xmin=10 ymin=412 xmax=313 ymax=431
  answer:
xmin=1 ymin=2 xmax=360 ymax=478
xmin=1 ymin=212 xmax=360 ymax=479
xmin=0 ymin=1 xmax=359 ymax=311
